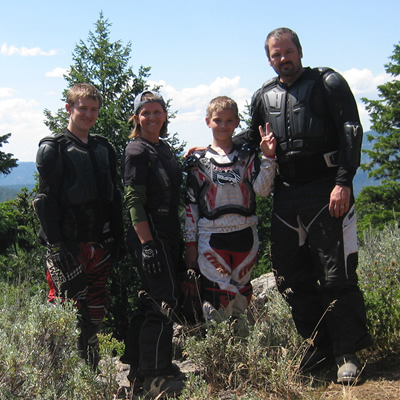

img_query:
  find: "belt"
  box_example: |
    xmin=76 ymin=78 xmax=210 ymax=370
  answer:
xmin=278 ymin=152 xmax=338 ymax=183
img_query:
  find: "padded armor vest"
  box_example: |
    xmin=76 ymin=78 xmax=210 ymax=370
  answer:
xmin=123 ymin=138 xmax=182 ymax=218
xmin=37 ymin=132 xmax=117 ymax=242
xmin=261 ymin=68 xmax=336 ymax=162
xmin=39 ymin=132 xmax=115 ymax=205
xmin=188 ymin=145 xmax=258 ymax=220
xmin=141 ymin=140 xmax=181 ymax=216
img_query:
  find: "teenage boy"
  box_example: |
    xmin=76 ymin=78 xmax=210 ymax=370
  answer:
xmin=34 ymin=83 xmax=124 ymax=369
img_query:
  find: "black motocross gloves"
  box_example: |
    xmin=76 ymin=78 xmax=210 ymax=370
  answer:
xmin=141 ymin=240 xmax=163 ymax=275
xmin=47 ymin=242 xmax=88 ymax=298
xmin=48 ymin=242 xmax=75 ymax=273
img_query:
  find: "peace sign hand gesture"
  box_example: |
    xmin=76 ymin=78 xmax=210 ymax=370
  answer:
xmin=259 ymin=123 xmax=276 ymax=159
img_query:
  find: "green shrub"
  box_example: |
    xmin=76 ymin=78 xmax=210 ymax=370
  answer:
xmin=182 ymin=288 xmax=313 ymax=399
xmin=358 ymin=224 xmax=400 ymax=354
xmin=0 ymin=283 xmax=118 ymax=399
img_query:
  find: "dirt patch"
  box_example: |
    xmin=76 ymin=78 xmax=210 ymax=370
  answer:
xmin=309 ymin=357 xmax=400 ymax=400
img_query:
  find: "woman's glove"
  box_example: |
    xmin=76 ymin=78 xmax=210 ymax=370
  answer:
xmin=141 ymin=240 xmax=162 ymax=275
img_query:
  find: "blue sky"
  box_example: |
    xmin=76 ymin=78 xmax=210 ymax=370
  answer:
xmin=0 ymin=0 xmax=399 ymax=162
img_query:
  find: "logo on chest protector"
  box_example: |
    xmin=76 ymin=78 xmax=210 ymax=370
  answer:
xmin=213 ymin=169 xmax=241 ymax=186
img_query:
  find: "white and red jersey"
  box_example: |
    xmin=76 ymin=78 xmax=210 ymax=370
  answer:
xmin=184 ymin=144 xmax=276 ymax=243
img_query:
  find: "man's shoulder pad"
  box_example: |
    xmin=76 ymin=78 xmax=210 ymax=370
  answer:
xmin=37 ymin=136 xmax=62 ymax=165
xmin=251 ymin=77 xmax=278 ymax=104
xmin=316 ymin=67 xmax=346 ymax=89
xmin=316 ymin=67 xmax=335 ymax=76
xmin=261 ymin=77 xmax=278 ymax=90
xmin=39 ymin=132 xmax=65 ymax=145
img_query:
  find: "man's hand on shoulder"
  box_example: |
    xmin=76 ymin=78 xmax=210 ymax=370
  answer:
xmin=184 ymin=146 xmax=207 ymax=158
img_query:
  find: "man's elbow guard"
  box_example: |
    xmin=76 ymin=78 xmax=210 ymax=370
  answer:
xmin=339 ymin=122 xmax=363 ymax=171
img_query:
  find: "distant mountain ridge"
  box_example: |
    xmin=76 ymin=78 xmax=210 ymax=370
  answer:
xmin=0 ymin=131 xmax=380 ymax=201
xmin=0 ymin=162 xmax=37 ymax=186
xmin=0 ymin=162 xmax=36 ymax=201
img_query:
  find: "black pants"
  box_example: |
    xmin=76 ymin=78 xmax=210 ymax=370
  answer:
xmin=125 ymin=220 xmax=181 ymax=377
xmin=271 ymin=176 xmax=372 ymax=356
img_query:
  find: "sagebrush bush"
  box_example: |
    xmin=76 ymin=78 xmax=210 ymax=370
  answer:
xmin=0 ymin=283 xmax=117 ymax=399
xmin=358 ymin=223 xmax=400 ymax=354
xmin=0 ymin=247 xmax=46 ymax=293
xmin=182 ymin=287 xmax=315 ymax=399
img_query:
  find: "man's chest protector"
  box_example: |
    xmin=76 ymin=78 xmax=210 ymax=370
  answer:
xmin=262 ymin=78 xmax=328 ymax=156
xmin=62 ymin=142 xmax=113 ymax=205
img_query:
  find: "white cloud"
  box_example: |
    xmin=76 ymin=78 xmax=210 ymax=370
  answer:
xmin=341 ymin=68 xmax=390 ymax=95
xmin=1 ymin=43 xmax=57 ymax=56
xmin=357 ymin=102 xmax=372 ymax=132
xmin=0 ymin=97 xmax=51 ymax=161
xmin=339 ymin=68 xmax=391 ymax=131
xmin=45 ymin=67 xmax=69 ymax=77
xmin=0 ymin=87 xmax=16 ymax=98
xmin=155 ymin=76 xmax=248 ymax=110
xmin=148 ymin=76 xmax=253 ymax=149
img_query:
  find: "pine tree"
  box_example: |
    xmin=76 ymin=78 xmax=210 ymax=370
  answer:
xmin=357 ymin=42 xmax=400 ymax=231
xmin=0 ymin=133 xmax=18 ymax=175
xmin=43 ymin=12 xmax=151 ymax=157
xmin=362 ymin=42 xmax=400 ymax=182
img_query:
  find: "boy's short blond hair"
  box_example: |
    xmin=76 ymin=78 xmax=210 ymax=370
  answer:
xmin=66 ymin=83 xmax=103 ymax=108
xmin=206 ymin=96 xmax=239 ymax=120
